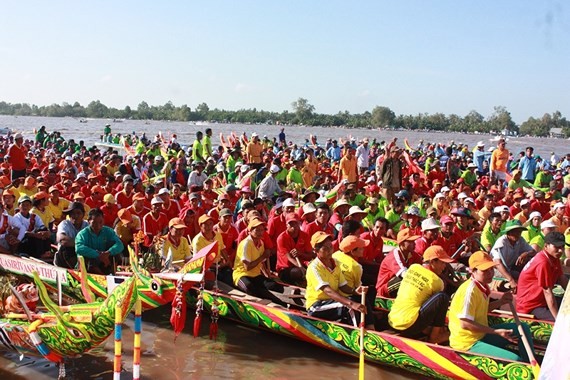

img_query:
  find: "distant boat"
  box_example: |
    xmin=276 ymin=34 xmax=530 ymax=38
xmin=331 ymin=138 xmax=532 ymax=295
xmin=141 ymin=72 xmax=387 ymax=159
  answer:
xmin=79 ymin=119 xmax=88 ymax=123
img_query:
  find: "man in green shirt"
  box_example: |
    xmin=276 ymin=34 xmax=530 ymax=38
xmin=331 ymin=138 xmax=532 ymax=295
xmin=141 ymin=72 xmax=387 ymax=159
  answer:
xmin=287 ymin=158 xmax=304 ymax=188
xmin=202 ymin=128 xmax=213 ymax=159
xmin=481 ymin=212 xmax=503 ymax=251
xmin=75 ymin=208 xmax=124 ymax=275
xmin=461 ymin=163 xmax=478 ymax=187
xmin=192 ymin=131 xmax=204 ymax=162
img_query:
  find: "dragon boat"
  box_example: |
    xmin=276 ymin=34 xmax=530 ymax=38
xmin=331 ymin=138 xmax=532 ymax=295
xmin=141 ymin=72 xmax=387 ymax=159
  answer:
xmin=190 ymin=284 xmax=542 ymax=380
xmin=0 ymin=243 xmax=218 ymax=310
xmin=0 ymin=271 xmax=137 ymax=362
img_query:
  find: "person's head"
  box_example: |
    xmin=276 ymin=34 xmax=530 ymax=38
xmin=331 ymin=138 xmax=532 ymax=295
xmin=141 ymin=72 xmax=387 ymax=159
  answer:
xmin=168 ymin=217 xmax=186 ymax=239
xmin=316 ymin=203 xmax=330 ymax=224
xmin=553 ymin=202 xmax=566 ymax=217
xmin=341 ymin=219 xmax=362 ymax=239
xmin=87 ymin=208 xmax=105 ymax=234
xmin=311 ymin=232 xmax=333 ymax=259
xmin=421 ymin=218 xmax=440 ymax=240
xmin=18 ymin=196 xmax=32 ymax=214
xmin=469 ymin=251 xmax=498 ymax=284
xmin=282 ymin=198 xmax=296 ymax=215
xmin=285 ymin=214 xmax=301 ymax=237
xmin=484 ymin=194 xmax=495 ymax=209
xmin=64 ymin=201 xmax=85 ymax=224
xmin=525 ymin=146 xmax=534 ymax=157
xmin=397 ymin=228 xmax=419 ymax=254
xmin=504 ymin=220 xmax=526 ymax=244
xmin=540 ymin=220 xmax=557 ymax=236
xmin=218 ymin=208 xmax=233 ymax=227
xmin=339 ymin=236 xmax=369 ymax=258
xmin=543 ymin=231 xmax=566 ymax=259
xmin=439 ymin=215 xmax=454 ymax=234
xmin=372 ymin=217 xmax=388 ymax=237
xmin=488 ymin=212 xmax=502 ymax=233
xmin=151 ymin=196 xmax=164 ymax=212
xmin=198 ymin=215 xmax=214 ymax=235
xmin=247 ymin=218 xmax=266 ymax=239
xmin=498 ymin=138 xmax=507 ymax=149
xmin=196 ymin=131 xmax=203 ymax=140
xmin=422 ymin=245 xmax=453 ymax=276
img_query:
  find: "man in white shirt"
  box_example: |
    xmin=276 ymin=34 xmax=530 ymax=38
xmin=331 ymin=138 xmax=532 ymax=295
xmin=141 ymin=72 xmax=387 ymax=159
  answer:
xmin=257 ymin=164 xmax=282 ymax=200
xmin=187 ymin=161 xmax=207 ymax=189
xmin=356 ymin=139 xmax=370 ymax=175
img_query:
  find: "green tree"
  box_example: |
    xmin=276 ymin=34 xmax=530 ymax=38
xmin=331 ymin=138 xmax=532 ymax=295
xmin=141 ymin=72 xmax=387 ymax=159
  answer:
xmin=85 ymin=100 xmax=109 ymax=118
xmin=291 ymin=97 xmax=315 ymax=124
xmin=196 ymin=103 xmax=210 ymax=120
xmin=488 ymin=106 xmax=517 ymax=134
xmin=137 ymin=101 xmax=151 ymax=120
xmin=371 ymin=106 xmax=395 ymax=128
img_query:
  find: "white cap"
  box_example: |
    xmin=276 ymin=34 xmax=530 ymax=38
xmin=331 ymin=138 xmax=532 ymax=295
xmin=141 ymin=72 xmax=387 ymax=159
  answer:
xmin=464 ymin=197 xmax=475 ymax=204
xmin=282 ymin=198 xmax=296 ymax=208
xmin=240 ymin=164 xmax=250 ymax=173
xmin=151 ymin=197 xmax=164 ymax=205
xmin=77 ymin=173 xmax=87 ymax=179
xmin=14 ymin=133 xmax=23 ymax=139
xmin=251 ymin=132 xmax=259 ymax=137
xmin=493 ymin=205 xmax=510 ymax=213
xmin=477 ymin=141 xmax=485 ymax=147
xmin=467 ymin=163 xmax=478 ymax=168
xmin=520 ymin=199 xmax=530 ymax=206
xmin=540 ymin=220 xmax=557 ymax=229
xmin=529 ymin=211 xmax=542 ymax=220
xmin=65 ymin=156 xmax=73 ymax=161
xmin=158 ymin=188 xmax=170 ymax=195
xmin=270 ymin=164 xmax=280 ymax=174
xmin=441 ymin=186 xmax=450 ymax=192
xmin=434 ymin=192 xmax=445 ymax=199
xmin=553 ymin=202 xmax=565 ymax=210
xmin=458 ymin=192 xmax=468 ymax=199
xmin=216 ymin=164 xmax=225 ymax=173
xmin=421 ymin=217 xmax=441 ymax=231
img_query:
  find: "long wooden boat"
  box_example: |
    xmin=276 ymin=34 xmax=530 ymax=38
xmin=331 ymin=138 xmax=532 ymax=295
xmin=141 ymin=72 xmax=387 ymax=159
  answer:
xmin=191 ymin=285 xmax=538 ymax=380
xmin=0 ymin=271 xmax=137 ymax=362
xmin=0 ymin=243 xmax=217 ymax=311
xmin=373 ymin=297 xmax=553 ymax=346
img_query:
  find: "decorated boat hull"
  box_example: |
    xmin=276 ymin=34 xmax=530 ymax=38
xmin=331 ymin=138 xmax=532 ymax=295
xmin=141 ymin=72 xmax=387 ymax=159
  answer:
xmin=193 ymin=288 xmax=536 ymax=380
xmin=0 ymin=272 xmax=137 ymax=361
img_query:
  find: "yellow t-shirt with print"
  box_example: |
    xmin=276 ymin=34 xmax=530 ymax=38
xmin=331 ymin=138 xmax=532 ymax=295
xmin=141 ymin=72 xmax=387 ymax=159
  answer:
xmin=47 ymin=198 xmax=71 ymax=222
xmin=305 ymin=258 xmax=347 ymax=310
xmin=332 ymin=251 xmax=362 ymax=297
xmin=388 ymin=264 xmax=444 ymax=330
xmin=191 ymin=231 xmax=225 ymax=263
xmin=31 ymin=207 xmax=54 ymax=229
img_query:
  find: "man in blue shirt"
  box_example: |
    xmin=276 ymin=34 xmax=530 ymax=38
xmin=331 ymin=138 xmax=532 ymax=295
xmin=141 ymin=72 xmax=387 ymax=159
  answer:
xmin=75 ymin=208 xmax=124 ymax=274
xmin=518 ymin=146 xmax=537 ymax=182
xmin=326 ymin=140 xmax=342 ymax=163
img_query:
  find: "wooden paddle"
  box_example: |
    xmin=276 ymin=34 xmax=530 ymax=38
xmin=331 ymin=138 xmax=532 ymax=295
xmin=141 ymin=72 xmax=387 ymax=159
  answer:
xmin=359 ymin=288 xmax=367 ymax=380
xmin=508 ymin=301 xmax=540 ymax=378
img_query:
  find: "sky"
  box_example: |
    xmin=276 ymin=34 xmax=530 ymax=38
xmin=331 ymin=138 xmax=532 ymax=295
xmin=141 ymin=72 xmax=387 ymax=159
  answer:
xmin=0 ymin=1 xmax=568 ymax=123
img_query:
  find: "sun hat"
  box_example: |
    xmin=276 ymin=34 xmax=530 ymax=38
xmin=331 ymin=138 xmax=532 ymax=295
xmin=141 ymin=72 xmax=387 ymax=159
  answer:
xmin=346 ymin=206 xmax=367 ymax=218
xmin=117 ymin=209 xmax=133 ymax=225
xmin=150 ymin=197 xmax=164 ymax=205
xmin=282 ymin=198 xmax=296 ymax=208
xmin=198 ymin=215 xmax=213 ymax=225
xmin=103 ymin=194 xmax=115 ymax=204
xmin=219 ymin=208 xmax=233 ymax=218
xmin=247 ymin=218 xmax=266 ymax=231
xmin=396 ymin=228 xmax=420 ymax=244
xmin=339 ymin=236 xmax=370 ymax=253
xmin=310 ymin=231 xmax=332 ymax=248
xmin=540 ymin=220 xmax=557 ymax=229
xmin=434 ymin=192 xmax=445 ymax=200
xmin=18 ymin=195 xmax=32 ymax=204
xmin=158 ymin=188 xmax=170 ymax=196
xmin=302 ymin=203 xmax=317 ymax=218
xmin=169 ymin=217 xmax=187 ymax=229
xmin=423 ymin=245 xmax=454 ymax=263
xmin=503 ymin=219 xmax=527 ymax=233
xmin=406 ymin=205 xmax=421 ymax=217
xmin=469 ymin=251 xmax=497 ymax=271
xmin=333 ymin=199 xmax=350 ymax=210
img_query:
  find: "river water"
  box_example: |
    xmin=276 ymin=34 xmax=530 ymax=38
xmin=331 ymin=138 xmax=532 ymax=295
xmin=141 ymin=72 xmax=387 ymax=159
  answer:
xmin=0 ymin=305 xmax=416 ymax=380
xmin=1 ymin=115 xmax=569 ymax=160
xmin=0 ymin=114 xmax=564 ymax=379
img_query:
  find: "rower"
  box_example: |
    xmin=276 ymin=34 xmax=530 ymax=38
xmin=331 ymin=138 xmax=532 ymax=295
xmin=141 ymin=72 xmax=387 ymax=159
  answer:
xmin=305 ymin=232 xmax=366 ymax=324
xmin=375 ymin=228 xmax=420 ymax=298
xmin=232 ymin=218 xmax=285 ymax=306
xmin=449 ymin=251 xmax=535 ymax=362
xmin=516 ymin=231 xmax=568 ymax=321
xmin=276 ymin=213 xmax=313 ymax=287
xmin=387 ymin=245 xmax=453 ymax=343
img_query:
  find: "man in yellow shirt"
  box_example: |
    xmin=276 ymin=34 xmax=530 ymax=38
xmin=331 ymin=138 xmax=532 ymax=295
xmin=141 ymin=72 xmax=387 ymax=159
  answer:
xmin=46 ymin=186 xmax=70 ymax=226
xmin=233 ymin=218 xmax=285 ymax=305
xmin=333 ymin=235 xmax=375 ymax=329
xmin=490 ymin=139 xmax=509 ymax=186
xmin=246 ymin=133 xmax=264 ymax=169
xmin=162 ymin=217 xmax=191 ymax=266
xmin=388 ymin=245 xmax=453 ymax=343
xmin=338 ymin=147 xmax=358 ymax=183
xmin=305 ymin=231 xmax=366 ymax=324
xmin=449 ymin=251 xmax=534 ymax=362
xmin=192 ymin=215 xmax=230 ymax=286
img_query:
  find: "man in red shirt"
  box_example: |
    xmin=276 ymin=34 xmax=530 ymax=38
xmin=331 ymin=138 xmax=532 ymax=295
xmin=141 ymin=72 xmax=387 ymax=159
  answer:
xmin=375 ymin=228 xmax=420 ymax=298
xmin=276 ymin=213 xmax=313 ymax=286
xmin=516 ymin=232 xmax=568 ymax=321
xmin=435 ymin=215 xmax=464 ymax=258
xmin=214 ymin=208 xmax=239 ymax=264
xmin=303 ymin=203 xmax=335 ymax=240
xmin=142 ymin=197 xmax=168 ymax=247
xmin=7 ymin=133 xmax=27 ymax=180
xmin=413 ymin=218 xmax=441 ymax=262
xmin=360 ymin=217 xmax=387 ymax=286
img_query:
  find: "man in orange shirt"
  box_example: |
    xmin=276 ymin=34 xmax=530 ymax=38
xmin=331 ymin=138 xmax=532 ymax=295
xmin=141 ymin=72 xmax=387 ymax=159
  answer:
xmin=7 ymin=133 xmax=27 ymax=180
xmin=338 ymin=146 xmax=358 ymax=183
xmin=246 ymin=133 xmax=264 ymax=170
xmin=490 ymin=138 xmax=509 ymax=186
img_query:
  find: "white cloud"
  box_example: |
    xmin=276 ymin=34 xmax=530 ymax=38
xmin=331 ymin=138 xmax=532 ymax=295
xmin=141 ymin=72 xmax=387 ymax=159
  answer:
xmin=100 ymin=75 xmax=112 ymax=82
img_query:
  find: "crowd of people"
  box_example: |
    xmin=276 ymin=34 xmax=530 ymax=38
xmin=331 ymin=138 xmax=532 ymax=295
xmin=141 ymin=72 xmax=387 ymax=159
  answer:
xmin=1 ymin=124 xmax=569 ymax=362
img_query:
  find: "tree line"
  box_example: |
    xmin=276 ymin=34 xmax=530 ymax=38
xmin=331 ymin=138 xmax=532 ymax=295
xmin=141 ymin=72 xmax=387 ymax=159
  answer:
xmin=0 ymin=98 xmax=568 ymax=137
